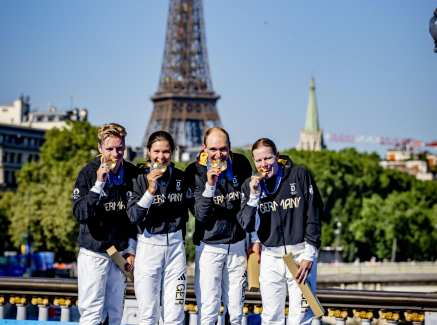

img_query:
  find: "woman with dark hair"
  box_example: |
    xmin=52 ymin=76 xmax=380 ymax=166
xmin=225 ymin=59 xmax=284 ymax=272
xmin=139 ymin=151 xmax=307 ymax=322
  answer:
xmin=127 ymin=131 xmax=188 ymax=325
xmin=237 ymin=138 xmax=323 ymax=325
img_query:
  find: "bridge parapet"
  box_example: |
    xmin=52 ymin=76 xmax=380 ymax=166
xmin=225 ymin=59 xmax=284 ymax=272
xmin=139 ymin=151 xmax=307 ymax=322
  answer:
xmin=317 ymin=262 xmax=437 ymax=276
xmin=0 ymin=277 xmax=435 ymax=325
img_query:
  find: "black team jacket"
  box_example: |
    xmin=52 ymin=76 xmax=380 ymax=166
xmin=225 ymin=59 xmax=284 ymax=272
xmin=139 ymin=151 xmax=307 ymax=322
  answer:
xmin=126 ymin=162 xmax=188 ymax=240
xmin=236 ymin=155 xmax=323 ymax=249
xmin=72 ymin=156 xmax=140 ymax=253
xmin=185 ymin=151 xmax=253 ymax=246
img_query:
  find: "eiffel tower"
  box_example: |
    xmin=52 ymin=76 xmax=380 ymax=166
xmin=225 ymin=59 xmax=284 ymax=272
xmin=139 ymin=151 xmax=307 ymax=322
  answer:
xmin=144 ymin=0 xmax=222 ymax=148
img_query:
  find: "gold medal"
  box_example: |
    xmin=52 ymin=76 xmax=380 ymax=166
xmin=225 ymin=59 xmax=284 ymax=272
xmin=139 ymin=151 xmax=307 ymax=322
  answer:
xmin=213 ymin=160 xmax=227 ymax=172
xmin=153 ymin=162 xmax=168 ymax=173
xmin=103 ymin=156 xmax=117 ymax=170
xmin=255 ymin=169 xmax=266 ymax=180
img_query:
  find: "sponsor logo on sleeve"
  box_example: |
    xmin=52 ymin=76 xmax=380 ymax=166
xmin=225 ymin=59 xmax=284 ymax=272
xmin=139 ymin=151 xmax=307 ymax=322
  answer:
xmin=309 ymin=185 xmax=313 ymax=195
xmin=187 ymin=188 xmax=193 ymax=199
xmin=73 ymin=188 xmax=80 ymax=200
xmin=126 ymin=191 xmax=132 ymax=199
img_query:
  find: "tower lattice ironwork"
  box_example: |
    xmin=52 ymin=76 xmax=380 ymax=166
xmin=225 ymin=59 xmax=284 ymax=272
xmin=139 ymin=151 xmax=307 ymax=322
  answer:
xmin=144 ymin=0 xmax=222 ymax=148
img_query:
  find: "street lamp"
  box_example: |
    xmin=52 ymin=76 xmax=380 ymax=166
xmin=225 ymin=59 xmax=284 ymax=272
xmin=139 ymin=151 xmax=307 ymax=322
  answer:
xmin=333 ymin=218 xmax=342 ymax=263
xmin=430 ymin=8 xmax=437 ymax=53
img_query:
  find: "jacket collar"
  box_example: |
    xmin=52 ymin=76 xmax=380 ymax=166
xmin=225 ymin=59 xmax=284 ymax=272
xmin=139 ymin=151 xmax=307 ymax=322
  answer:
xmin=278 ymin=154 xmax=293 ymax=179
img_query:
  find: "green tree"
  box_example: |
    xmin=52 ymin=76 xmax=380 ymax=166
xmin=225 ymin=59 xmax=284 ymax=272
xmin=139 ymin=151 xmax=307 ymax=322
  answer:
xmin=351 ymin=191 xmax=437 ymax=261
xmin=6 ymin=121 xmax=99 ymax=261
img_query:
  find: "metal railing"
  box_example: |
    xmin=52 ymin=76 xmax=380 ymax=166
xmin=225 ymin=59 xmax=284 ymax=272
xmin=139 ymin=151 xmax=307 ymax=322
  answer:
xmin=0 ymin=277 xmax=434 ymax=324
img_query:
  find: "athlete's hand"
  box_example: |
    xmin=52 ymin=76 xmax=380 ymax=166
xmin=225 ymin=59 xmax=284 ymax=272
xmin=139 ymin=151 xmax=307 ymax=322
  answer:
xmin=296 ymin=259 xmax=312 ymax=284
xmin=147 ymin=169 xmax=164 ymax=195
xmin=124 ymin=253 xmax=135 ymax=272
xmin=249 ymin=176 xmax=261 ymax=195
xmin=97 ymin=164 xmax=110 ymax=182
xmin=207 ymin=166 xmax=221 ymax=187
xmin=246 ymin=242 xmax=261 ymax=262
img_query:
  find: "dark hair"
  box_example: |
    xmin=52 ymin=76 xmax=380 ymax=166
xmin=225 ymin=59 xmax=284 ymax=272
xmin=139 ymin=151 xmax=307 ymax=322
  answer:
xmin=203 ymin=127 xmax=230 ymax=147
xmin=251 ymin=138 xmax=278 ymax=156
xmin=146 ymin=131 xmax=177 ymax=156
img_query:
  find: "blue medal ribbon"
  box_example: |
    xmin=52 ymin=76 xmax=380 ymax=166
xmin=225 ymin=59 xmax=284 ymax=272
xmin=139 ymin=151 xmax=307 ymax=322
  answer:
xmin=260 ymin=165 xmax=283 ymax=196
xmin=106 ymin=164 xmax=124 ymax=186
xmin=206 ymin=157 xmax=233 ymax=185
xmin=157 ymin=166 xmax=172 ymax=188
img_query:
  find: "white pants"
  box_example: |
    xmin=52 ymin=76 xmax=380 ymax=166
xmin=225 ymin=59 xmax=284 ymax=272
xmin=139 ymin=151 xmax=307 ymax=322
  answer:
xmin=78 ymin=250 xmax=127 ymax=325
xmin=195 ymin=249 xmax=247 ymax=325
xmin=134 ymin=240 xmax=187 ymax=325
xmin=259 ymin=253 xmax=317 ymax=325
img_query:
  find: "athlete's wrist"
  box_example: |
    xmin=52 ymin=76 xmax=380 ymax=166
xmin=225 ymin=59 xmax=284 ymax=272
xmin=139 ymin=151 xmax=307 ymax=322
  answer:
xmin=147 ymin=186 xmax=156 ymax=195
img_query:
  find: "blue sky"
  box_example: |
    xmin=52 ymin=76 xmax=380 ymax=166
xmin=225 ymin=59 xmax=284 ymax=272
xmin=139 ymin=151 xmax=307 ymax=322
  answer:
xmin=1 ymin=0 xmax=436 ymax=157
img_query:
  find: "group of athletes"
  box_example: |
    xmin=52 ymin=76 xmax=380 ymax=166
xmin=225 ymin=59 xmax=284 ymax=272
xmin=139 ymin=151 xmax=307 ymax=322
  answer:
xmin=72 ymin=123 xmax=323 ymax=325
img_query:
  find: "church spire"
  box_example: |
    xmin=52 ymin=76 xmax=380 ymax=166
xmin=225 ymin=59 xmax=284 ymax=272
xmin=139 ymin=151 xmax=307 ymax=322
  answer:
xmin=304 ymin=75 xmax=319 ymax=134
xmin=296 ymin=74 xmax=325 ymax=151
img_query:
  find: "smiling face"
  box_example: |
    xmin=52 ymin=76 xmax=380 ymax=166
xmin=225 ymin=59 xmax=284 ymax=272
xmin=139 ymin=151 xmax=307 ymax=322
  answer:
xmin=148 ymin=140 xmax=173 ymax=166
xmin=252 ymin=146 xmax=280 ymax=179
xmin=98 ymin=136 xmax=125 ymax=171
xmin=203 ymin=130 xmax=230 ymax=163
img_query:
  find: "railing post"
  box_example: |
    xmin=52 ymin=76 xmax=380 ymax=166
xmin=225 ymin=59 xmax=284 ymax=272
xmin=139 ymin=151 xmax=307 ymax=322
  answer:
xmin=353 ymin=309 xmax=373 ymax=325
xmin=54 ymin=297 xmax=72 ymax=322
xmin=60 ymin=306 xmax=71 ymax=322
xmin=405 ymin=311 xmax=425 ymax=325
xmin=10 ymin=296 xmax=28 ymax=320
xmin=0 ymin=296 xmax=6 ymax=319
xmin=31 ymin=297 xmax=50 ymax=321
xmin=328 ymin=308 xmax=349 ymax=325
xmin=187 ymin=304 xmax=198 ymax=325
xmin=217 ymin=306 xmax=224 ymax=325
xmin=379 ymin=309 xmax=400 ymax=325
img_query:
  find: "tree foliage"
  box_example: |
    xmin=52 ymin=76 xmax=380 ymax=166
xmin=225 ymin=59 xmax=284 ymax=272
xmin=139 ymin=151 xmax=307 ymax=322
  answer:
xmin=4 ymin=121 xmax=99 ymax=261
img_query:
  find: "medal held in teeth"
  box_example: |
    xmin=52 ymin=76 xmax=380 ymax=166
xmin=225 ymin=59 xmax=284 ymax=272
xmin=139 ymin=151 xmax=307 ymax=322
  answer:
xmin=153 ymin=162 xmax=168 ymax=173
xmin=255 ymin=169 xmax=266 ymax=180
xmin=213 ymin=160 xmax=227 ymax=172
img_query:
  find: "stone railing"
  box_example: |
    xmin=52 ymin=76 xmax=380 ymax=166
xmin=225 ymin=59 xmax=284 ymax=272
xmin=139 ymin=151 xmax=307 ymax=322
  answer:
xmin=1 ymin=277 xmax=436 ymax=325
xmin=317 ymin=262 xmax=437 ymax=276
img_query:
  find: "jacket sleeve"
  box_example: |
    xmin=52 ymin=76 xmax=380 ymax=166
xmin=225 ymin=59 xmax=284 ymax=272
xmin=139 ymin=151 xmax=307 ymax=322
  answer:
xmin=72 ymin=168 xmax=102 ymax=224
xmin=303 ymin=170 xmax=323 ymax=249
xmin=236 ymin=179 xmax=259 ymax=233
xmin=126 ymin=174 xmax=152 ymax=225
xmin=185 ymin=164 xmax=216 ymax=224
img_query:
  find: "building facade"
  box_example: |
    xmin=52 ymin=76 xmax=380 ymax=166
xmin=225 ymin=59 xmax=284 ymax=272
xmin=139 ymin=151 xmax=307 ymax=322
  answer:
xmin=0 ymin=124 xmax=45 ymax=192
xmin=0 ymin=96 xmax=87 ymax=130
xmin=379 ymin=148 xmax=437 ymax=181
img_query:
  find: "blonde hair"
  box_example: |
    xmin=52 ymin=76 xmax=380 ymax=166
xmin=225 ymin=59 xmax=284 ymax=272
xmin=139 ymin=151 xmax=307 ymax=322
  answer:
xmin=98 ymin=123 xmax=127 ymax=144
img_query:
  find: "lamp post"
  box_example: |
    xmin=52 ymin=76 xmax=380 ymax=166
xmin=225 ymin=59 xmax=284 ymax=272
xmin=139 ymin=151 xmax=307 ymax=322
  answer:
xmin=333 ymin=218 xmax=342 ymax=263
xmin=430 ymin=8 xmax=437 ymax=53
xmin=20 ymin=194 xmax=33 ymax=277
